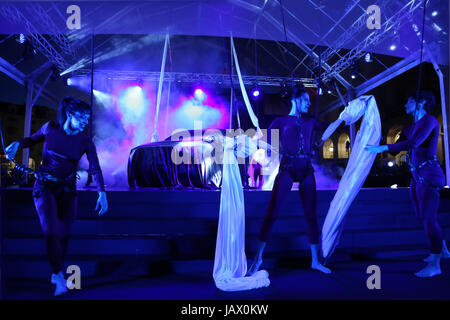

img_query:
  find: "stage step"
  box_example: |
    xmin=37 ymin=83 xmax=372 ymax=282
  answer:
xmin=2 ymin=188 xmax=450 ymax=279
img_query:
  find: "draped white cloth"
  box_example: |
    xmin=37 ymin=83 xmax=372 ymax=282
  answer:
xmin=213 ymin=135 xmax=270 ymax=291
xmin=230 ymin=36 xmax=263 ymax=138
xmin=152 ymin=34 xmax=169 ymax=142
xmin=321 ymin=95 xmax=381 ymax=259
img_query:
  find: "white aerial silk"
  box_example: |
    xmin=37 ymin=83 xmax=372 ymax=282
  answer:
xmin=230 ymin=35 xmax=263 ymax=139
xmin=213 ymin=135 xmax=270 ymax=291
xmin=321 ymin=95 xmax=381 ymax=259
xmin=151 ymin=34 xmax=169 ymax=142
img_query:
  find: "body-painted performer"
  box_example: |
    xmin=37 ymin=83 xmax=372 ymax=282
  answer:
xmin=248 ymin=88 xmax=331 ymax=275
xmin=367 ymin=91 xmax=450 ymax=277
xmin=5 ymin=97 xmax=108 ymax=295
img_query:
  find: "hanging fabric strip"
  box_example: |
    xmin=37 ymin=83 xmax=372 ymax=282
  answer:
xmin=152 ymin=34 xmax=169 ymax=142
xmin=213 ymin=135 xmax=270 ymax=291
xmin=229 ymin=40 xmax=234 ymax=129
xmin=165 ymin=79 xmax=171 ymax=137
xmin=321 ymin=95 xmax=381 ymax=259
xmin=230 ymin=36 xmax=262 ymax=137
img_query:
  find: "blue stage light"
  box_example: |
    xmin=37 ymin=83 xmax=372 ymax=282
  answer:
xmin=194 ymin=88 xmax=206 ymax=102
xmin=251 ymin=87 xmax=261 ymax=99
xmin=18 ymin=33 xmax=26 ymax=44
xmin=66 ymin=78 xmax=73 ymax=86
xmin=390 ymin=44 xmax=397 ymax=51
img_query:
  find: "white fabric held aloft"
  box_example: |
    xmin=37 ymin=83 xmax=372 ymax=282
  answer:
xmin=321 ymin=95 xmax=382 ymax=259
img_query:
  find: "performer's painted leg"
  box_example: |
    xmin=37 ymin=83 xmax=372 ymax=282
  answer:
xmin=425 ymin=241 xmax=450 ymax=261
xmin=34 ymin=189 xmax=77 ymax=295
xmin=415 ymin=182 xmax=443 ymax=277
xmin=248 ymin=171 xmax=293 ymax=276
xmin=299 ymin=172 xmax=331 ymax=274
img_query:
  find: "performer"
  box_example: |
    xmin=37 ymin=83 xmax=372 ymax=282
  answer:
xmin=5 ymin=97 xmax=108 ymax=295
xmin=248 ymin=88 xmax=331 ymax=275
xmin=367 ymin=91 xmax=449 ymax=277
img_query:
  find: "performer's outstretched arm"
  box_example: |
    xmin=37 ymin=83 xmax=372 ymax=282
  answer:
xmin=85 ymin=138 xmax=108 ymax=215
xmin=320 ymin=118 xmax=343 ymax=143
xmin=5 ymin=122 xmax=50 ymax=160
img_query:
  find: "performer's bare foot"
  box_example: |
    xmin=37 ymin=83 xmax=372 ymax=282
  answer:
xmin=415 ymin=264 xmax=441 ymax=277
xmin=247 ymin=258 xmax=263 ymax=276
xmin=51 ymin=272 xmax=68 ymax=296
xmin=424 ymin=241 xmax=450 ymax=261
xmin=311 ymin=261 xmax=332 ymax=274
xmin=310 ymin=244 xmax=332 ymax=274
xmin=247 ymin=241 xmax=266 ymax=276
xmin=416 ymin=254 xmax=441 ymax=278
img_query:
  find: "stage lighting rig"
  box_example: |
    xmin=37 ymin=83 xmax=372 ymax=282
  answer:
xmin=251 ymin=86 xmax=261 ymax=99
xmin=351 ymin=60 xmax=359 ymax=79
xmin=16 ymin=33 xmax=26 ymax=44
xmin=364 ymin=52 xmax=373 ymax=63
xmin=279 ymin=81 xmax=289 ymax=98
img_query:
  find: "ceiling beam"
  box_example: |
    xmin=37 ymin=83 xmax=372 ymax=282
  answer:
xmin=0 ymin=56 xmax=59 ymax=106
xmin=319 ymin=51 xmax=422 ymax=117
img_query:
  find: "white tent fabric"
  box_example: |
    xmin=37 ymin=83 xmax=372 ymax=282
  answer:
xmin=213 ymin=135 xmax=270 ymax=291
xmin=321 ymin=95 xmax=381 ymax=259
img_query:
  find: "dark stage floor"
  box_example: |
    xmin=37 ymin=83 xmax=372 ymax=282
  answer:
xmin=4 ymin=256 xmax=450 ymax=300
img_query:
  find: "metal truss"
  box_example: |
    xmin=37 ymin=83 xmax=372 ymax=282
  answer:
xmin=74 ymin=69 xmax=317 ymax=88
xmin=317 ymin=0 xmax=391 ymax=68
xmin=0 ymin=3 xmax=70 ymax=70
xmin=300 ymin=0 xmax=364 ymax=71
xmin=260 ymin=8 xmax=352 ymax=88
xmin=321 ymin=0 xmax=423 ymax=82
xmin=30 ymin=3 xmax=76 ymax=57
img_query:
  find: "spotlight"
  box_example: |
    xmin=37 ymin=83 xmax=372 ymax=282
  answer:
xmin=315 ymin=77 xmax=324 ymax=96
xmin=326 ymin=78 xmax=336 ymax=94
xmin=388 ymin=161 xmax=394 ymax=167
xmin=364 ymin=52 xmax=373 ymax=63
xmin=16 ymin=33 xmax=26 ymax=44
xmin=279 ymin=81 xmax=289 ymax=98
xmin=390 ymin=44 xmax=397 ymax=51
xmin=432 ymin=23 xmax=442 ymax=32
xmin=50 ymin=65 xmax=61 ymax=81
xmin=390 ymin=184 xmax=398 ymax=189
xmin=66 ymin=78 xmax=73 ymax=86
xmin=194 ymin=88 xmax=206 ymax=102
xmin=22 ymin=40 xmax=36 ymax=59
xmin=251 ymin=87 xmax=261 ymax=99
xmin=351 ymin=60 xmax=359 ymax=79
xmin=432 ymin=11 xmax=438 ymax=17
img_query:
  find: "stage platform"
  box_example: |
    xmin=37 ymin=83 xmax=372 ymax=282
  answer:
xmin=2 ymin=187 xmax=450 ymax=282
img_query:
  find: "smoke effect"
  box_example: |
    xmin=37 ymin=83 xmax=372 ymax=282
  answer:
xmin=89 ymin=81 xmax=229 ymax=187
xmin=312 ymin=160 xmax=341 ymax=190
